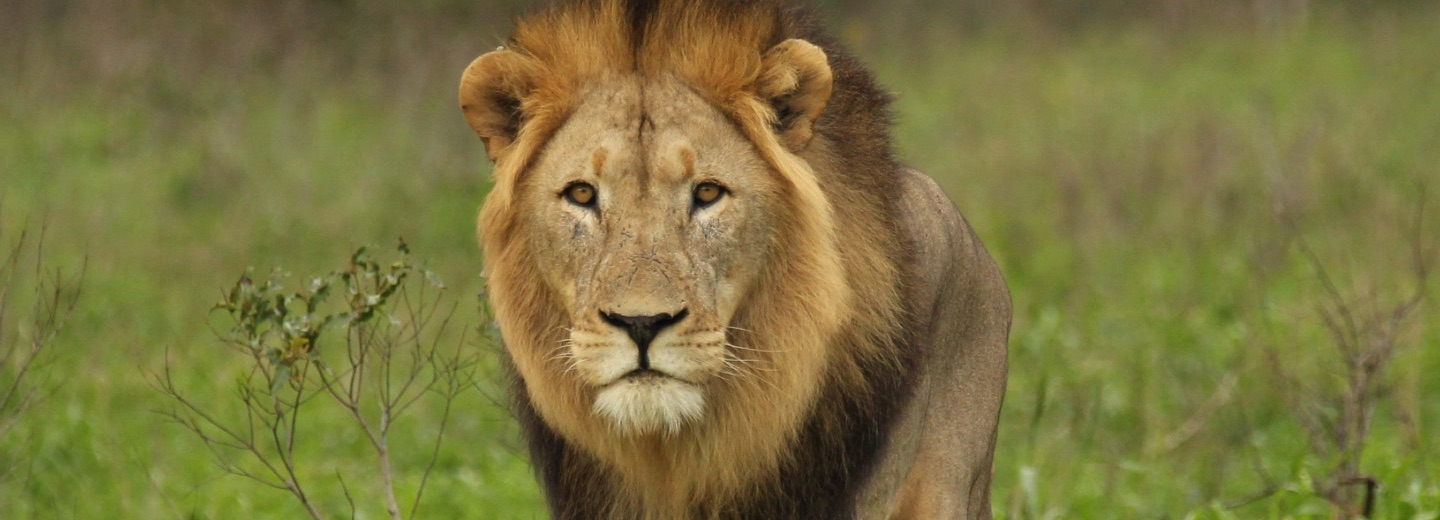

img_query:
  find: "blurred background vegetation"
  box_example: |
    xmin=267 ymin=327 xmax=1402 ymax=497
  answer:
xmin=2 ymin=0 xmax=1437 ymax=518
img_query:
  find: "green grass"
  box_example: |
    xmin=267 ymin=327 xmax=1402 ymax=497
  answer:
xmin=2 ymin=2 xmax=1438 ymax=518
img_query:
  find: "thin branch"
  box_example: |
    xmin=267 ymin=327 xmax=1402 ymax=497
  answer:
xmin=412 ymin=331 xmax=471 ymax=519
xmin=337 ymin=470 xmax=358 ymax=520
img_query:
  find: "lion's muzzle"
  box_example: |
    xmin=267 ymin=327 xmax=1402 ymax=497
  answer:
xmin=599 ymin=308 xmax=689 ymax=369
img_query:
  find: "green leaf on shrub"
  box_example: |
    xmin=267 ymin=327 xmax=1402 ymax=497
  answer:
xmin=272 ymin=364 xmax=291 ymax=394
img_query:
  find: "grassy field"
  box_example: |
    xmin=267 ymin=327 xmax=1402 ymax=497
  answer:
xmin=2 ymin=1 xmax=1437 ymax=518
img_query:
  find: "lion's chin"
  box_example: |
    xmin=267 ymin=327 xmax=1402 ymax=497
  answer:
xmin=592 ymin=374 xmax=705 ymax=437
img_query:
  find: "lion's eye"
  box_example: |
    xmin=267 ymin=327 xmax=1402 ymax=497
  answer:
xmin=693 ymin=182 xmax=726 ymax=207
xmin=564 ymin=182 xmax=597 ymax=207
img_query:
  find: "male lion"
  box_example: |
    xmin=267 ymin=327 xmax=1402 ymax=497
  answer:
xmin=458 ymin=1 xmax=1010 ymax=518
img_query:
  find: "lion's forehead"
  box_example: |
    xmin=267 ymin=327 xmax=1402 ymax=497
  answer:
xmin=551 ymin=76 xmax=748 ymax=189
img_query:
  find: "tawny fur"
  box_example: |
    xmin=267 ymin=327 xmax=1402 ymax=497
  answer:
xmin=459 ymin=1 xmax=1010 ymax=518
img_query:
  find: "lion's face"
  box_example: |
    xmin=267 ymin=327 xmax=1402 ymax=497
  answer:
xmin=515 ymin=75 xmax=782 ymax=435
xmin=463 ymin=25 xmax=847 ymax=478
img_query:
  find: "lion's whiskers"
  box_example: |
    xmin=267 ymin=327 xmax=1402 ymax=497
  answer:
xmin=546 ymin=339 xmax=575 ymax=359
xmin=723 ymin=355 xmax=778 ymax=372
xmin=718 ymin=351 xmax=783 ymax=394
xmin=723 ymin=341 xmax=784 ymax=354
xmin=716 ymin=364 xmax=761 ymax=392
xmin=712 ymin=364 xmax=744 ymax=383
xmin=547 ymin=340 xmax=583 ymax=378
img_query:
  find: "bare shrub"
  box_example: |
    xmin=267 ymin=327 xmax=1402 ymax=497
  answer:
xmin=156 ymin=241 xmax=479 ymax=520
xmin=1250 ymin=200 xmax=1432 ymax=518
xmin=0 ymin=224 xmax=83 ymax=451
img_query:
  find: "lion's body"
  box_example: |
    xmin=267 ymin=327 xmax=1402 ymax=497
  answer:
xmin=459 ymin=1 xmax=1009 ymax=518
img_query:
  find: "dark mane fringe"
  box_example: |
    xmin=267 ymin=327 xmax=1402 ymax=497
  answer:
xmin=504 ymin=1 xmax=919 ymax=518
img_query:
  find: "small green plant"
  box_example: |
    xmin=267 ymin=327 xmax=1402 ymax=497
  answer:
xmin=157 ymin=241 xmax=479 ymax=520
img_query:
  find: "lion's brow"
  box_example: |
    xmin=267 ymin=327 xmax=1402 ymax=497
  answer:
xmin=592 ymin=147 xmax=608 ymax=178
xmin=679 ymin=148 xmax=696 ymax=179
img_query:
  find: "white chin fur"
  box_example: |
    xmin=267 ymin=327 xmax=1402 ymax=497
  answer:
xmin=593 ymin=378 xmax=705 ymax=436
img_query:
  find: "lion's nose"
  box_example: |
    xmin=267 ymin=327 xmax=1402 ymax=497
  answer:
xmin=599 ymin=309 xmax=688 ymax=369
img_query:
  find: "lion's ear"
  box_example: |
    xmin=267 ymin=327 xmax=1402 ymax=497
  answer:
xmin=758 ymin=39 xmax=833 ymax=152
xmin=459 ymin=49 xmax=532 ymax=162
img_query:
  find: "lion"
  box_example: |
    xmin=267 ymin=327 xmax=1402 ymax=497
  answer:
xmin=457 ymin=1 xmax=1010 ymax=518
